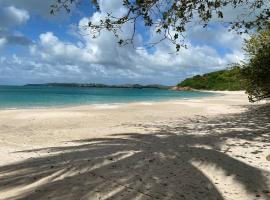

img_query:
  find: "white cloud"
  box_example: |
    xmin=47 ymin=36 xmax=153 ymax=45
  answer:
xmin=0 ymin=38 xmax=7 ymax=48
xmin=31 ymin=32 xmax=96 ymax=64
xmin=0 ymin=0 xmax=80 ymax=21
xmin=0 ymin=0 xmax=246 ymax=85
xmin=22 ymin=23 xmax=244 ymax=85
xmin=98 ymin=0 xmax=127 ymax=17
xmin=0 ymin=6 xmax=31 ymax=47
xmin=0 ymin=0 xmax=54 ymax=18
xmin=0 ymin=6 xmax=29 ymax=27
xmin=189 ymin=25 xmax=247 ymax=50
xmin=0 ymin=38 xmax=7 ymax=50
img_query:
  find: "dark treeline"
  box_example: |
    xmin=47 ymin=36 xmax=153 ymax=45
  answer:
xmin=25 ymin=83 xmax=170 ymax=89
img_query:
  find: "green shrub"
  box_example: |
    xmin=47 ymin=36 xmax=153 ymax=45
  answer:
xmin=178 ymin=67 xmax=244 ymax=91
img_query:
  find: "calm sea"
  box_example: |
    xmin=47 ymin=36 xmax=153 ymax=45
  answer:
xmin=0 ymin=85 xmax=216 ymax=109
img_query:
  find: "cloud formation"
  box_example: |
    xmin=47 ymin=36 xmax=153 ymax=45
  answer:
xmin=0 ymin=6 xmax=29 ymax=27
xmin=0 ymin=0 xmax=54 ymax=18
xmin=0 ymin=37 xmax=7 ymax=47
xmin=0 ymin=0 xmax=246 ymax=85
xmin=0 ymin=6 xmax=32 ymax=48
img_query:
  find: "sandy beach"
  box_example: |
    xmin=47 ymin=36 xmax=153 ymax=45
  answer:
xmin=0 ymin=91 xmax=269 ymax=200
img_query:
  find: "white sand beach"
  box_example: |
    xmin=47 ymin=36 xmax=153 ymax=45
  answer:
xmin=0 ymin=91 xmax=269 ymax=200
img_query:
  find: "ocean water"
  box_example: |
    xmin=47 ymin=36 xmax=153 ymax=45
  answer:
xmin=0 ymin=86 xmax=216 ymax=109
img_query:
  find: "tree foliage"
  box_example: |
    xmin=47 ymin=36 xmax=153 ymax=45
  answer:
xmin=51 ymin=0 xmax=270 ymax=51
xmin=241 ymin=26 xmax=270 ymax=102
xmin=178 ymin=67 xmax=244 ymax=91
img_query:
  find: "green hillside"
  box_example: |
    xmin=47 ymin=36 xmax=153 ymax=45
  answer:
xmin=178 ymin=67 xmax=245 ymax=91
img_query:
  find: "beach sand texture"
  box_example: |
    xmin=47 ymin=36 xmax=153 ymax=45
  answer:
xmin=0 ymin=91 xmax=269 ymax=200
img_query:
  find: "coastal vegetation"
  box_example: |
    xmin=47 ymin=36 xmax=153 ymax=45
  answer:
xmin=240 ymin=26 xmax=270 ymax=102
xmin=178 ymin=26 xmax=270 ymax=102
xmin=177 ymin=67 xmax=244 ymax=91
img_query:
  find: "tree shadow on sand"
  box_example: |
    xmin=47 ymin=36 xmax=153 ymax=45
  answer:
xmin=0 ymin=105 xmax=270 ymax=200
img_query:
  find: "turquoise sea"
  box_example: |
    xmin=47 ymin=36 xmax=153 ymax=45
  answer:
xmin=0 ymin=85 xmax=216 ymax=109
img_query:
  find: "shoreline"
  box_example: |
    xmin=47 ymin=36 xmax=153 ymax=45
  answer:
xmin=0 ymin=90 xmax=224 ymax=111
xmin=0 ymin=91 xmax=254 ymax=165
xmin=0 ymin=91 xmax=269 ymax=200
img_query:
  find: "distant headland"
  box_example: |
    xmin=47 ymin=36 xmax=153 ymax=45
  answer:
xmin=24 ymin=83 xmax=171 ymax=89
xmin=24 ymin=68 xmax=245 ymax=92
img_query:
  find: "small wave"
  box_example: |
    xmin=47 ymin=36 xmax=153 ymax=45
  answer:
xmin=93 ymin=104 xmax=122 ymax=109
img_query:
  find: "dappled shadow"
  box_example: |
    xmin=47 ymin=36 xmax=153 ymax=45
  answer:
xmin=0 ymin=104 xmax=270 ymax=200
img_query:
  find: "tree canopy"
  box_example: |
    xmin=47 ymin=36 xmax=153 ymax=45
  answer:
xmin=51 ymin=0 xmax=270 ymax=50
xmin=240 ymin=26 xmax=270 ymax=102
xmin=178 ymin=67 xmax=244 ymax=91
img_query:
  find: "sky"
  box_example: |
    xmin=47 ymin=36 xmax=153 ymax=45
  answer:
xmin=0 ymin=0 xmax=247 ymax=86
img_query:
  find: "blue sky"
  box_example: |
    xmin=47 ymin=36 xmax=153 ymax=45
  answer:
xmin=0 ymin=0 xmax=246 ymax=85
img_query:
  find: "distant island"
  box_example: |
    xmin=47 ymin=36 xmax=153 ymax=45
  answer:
xmin=25 ymin=67 xmax=245 ymax=91
xmin=24 ymin=83 xmax=171 ymax=89
xmin=174 ymin=67 xmax=245 ymax=91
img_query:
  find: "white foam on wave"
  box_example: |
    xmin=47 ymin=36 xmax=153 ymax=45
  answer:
xmin=93 ymin=104 xmax=121 ymax=109
xmin=138 ymin=102 xmax=153 ymax=105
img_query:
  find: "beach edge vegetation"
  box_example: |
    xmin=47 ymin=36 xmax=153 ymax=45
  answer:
xmin=240 ymin=26 xmax=270 ymax=102
xmin=177 ymin=67 xmax=244 ymax=91
xmin=178 ymin=26 xmax=270 ymax=102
